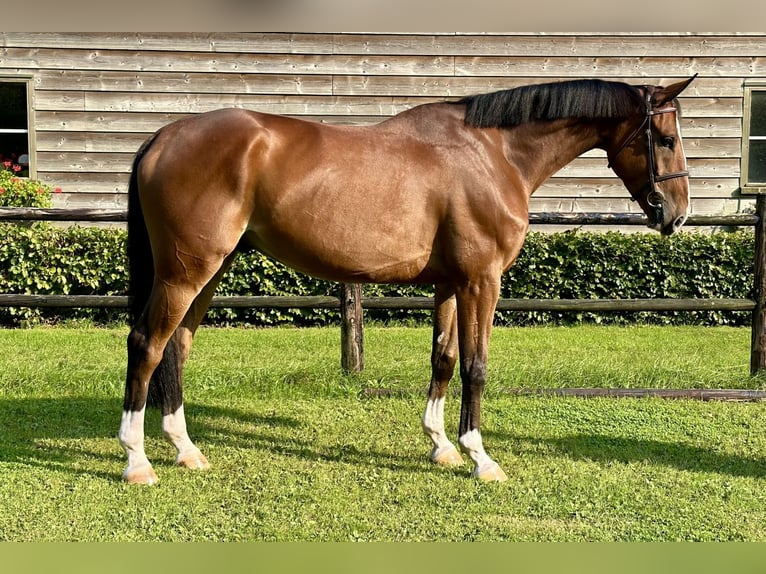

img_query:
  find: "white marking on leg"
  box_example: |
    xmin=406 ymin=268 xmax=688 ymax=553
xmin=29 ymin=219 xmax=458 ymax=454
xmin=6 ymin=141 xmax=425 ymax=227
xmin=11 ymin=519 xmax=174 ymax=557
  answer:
xmin=119 ymin=408 xmax=155 ymax=483
xmin=162 ymin=405 xmax=208 ymax=469
xmin=458 ymin=429 xmax=501 ymax=478
xmin=422 ymin=396 xmax=461 ymax=464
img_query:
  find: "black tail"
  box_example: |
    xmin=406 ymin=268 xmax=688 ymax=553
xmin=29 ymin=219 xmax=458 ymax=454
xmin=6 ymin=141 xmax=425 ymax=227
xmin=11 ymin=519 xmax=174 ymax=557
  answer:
xmin=127 ymin=134 xmax=183 ymax=412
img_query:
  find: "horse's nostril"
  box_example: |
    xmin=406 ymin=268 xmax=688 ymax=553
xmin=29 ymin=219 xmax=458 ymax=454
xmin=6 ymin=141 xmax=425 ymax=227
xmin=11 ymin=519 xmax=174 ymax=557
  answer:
xmin=673 ymin=215 xmax=687 ymax=231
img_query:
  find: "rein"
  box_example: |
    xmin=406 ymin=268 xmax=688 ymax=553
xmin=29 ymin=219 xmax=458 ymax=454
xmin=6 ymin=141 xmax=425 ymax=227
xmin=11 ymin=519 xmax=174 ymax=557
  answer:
xmin=607 ymin=90 xmax=689 ymax=223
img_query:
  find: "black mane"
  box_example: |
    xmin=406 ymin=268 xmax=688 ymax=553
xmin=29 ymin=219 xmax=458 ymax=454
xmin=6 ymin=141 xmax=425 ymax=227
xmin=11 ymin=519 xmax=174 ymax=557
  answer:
xmin=457 ymin=79 xmax=644 ymax=128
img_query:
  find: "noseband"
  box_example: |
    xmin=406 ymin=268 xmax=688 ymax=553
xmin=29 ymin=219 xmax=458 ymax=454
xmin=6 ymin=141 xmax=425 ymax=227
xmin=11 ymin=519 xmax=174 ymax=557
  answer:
xmin=607 ymin=90 xmax=689 ymax=224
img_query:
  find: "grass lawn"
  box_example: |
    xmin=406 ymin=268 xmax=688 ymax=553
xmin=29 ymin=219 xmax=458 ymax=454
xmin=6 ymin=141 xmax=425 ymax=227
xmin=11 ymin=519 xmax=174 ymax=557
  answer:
xmin=1 ymin=324 xmax=766 ymax=541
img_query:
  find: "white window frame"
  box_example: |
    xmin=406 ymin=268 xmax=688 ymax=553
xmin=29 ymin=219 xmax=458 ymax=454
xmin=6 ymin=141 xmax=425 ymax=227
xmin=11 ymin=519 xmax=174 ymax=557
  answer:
xmin=742 ymin=80 xmax=766 ymax=194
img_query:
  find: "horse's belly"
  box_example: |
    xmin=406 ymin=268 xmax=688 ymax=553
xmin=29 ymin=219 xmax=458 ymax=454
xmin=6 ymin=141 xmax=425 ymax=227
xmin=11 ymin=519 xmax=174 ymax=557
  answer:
xmin=242 ymin=222 xmax=437 ymax=284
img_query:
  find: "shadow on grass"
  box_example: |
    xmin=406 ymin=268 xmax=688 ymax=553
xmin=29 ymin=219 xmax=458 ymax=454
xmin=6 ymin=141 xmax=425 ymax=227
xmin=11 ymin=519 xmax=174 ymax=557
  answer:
xmin=0 ymin=397 xmax=302 ymax=482
xmin=0 ymin=396 xmax=435 ymax=483
xmin=487 ymin=431 xmax=766 ymax=479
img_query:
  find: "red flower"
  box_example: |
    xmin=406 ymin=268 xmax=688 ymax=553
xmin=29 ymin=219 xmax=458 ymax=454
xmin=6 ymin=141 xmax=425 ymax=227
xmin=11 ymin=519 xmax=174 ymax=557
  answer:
xmin=54 ymin=187 xmax=62 ymax=193
xmin=2 ymin=161 xmax=10 ymax=169
xmin=12 ymin=164 xmax=21 ymax=173
xmin=0 ymin=188 xmax=5 ymax=194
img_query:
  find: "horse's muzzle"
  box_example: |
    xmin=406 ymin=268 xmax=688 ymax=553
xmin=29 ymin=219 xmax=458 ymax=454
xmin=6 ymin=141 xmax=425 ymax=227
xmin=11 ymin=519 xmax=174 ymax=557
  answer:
xmin=646 ymin=190 xmax=687 ymax=235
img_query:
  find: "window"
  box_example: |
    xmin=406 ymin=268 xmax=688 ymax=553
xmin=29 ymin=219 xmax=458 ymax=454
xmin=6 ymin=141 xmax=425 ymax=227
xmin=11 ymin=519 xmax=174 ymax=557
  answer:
xmin=0 ymin=78 xmax=32 ymax=178
xmin=742 ymin=82 xmax=766 ymax=194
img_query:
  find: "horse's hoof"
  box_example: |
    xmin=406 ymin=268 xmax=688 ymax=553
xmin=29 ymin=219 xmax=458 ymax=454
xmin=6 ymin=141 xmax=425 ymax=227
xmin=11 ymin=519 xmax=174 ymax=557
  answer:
xmin=474 ymin=462 xmax=508 ymax=482
xmin=176 ymin=450 xmax=210 ymax=471
xmin=430 ymin=444 xmax=464 ymax=467
xmin=122 ymin=465 xmax=159 ymax=485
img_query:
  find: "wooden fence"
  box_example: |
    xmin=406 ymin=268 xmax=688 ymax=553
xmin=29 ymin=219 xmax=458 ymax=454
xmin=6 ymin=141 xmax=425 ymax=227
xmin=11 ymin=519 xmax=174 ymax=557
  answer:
xmin=2 ymin=201 xmax=766 ymax=379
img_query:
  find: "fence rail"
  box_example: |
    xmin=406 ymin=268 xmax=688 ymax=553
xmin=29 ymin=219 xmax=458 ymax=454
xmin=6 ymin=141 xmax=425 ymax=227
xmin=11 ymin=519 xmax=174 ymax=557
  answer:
xmin=2 ymin=203 xmax=766 ymax=376
xmin=0 ymin=294 xmax=755 ymax=313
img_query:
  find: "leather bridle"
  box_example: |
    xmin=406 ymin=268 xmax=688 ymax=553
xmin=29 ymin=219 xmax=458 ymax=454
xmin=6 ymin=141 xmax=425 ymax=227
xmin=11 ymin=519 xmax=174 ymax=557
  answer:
xmin=607 ymin=89 xmax=689 ymax=225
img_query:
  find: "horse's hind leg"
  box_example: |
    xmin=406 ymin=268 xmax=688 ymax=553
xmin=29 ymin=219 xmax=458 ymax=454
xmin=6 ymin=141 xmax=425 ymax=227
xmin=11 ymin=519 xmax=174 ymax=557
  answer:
xmin=120 ymin=251 xmax=235 ymax=485
xmin=121 ymin=285 xmax=197 ymax=484
xmin=161 ymin=252 xmax=237 ymax=471
xmin=422 ymin=284 xmax=464 ymax=467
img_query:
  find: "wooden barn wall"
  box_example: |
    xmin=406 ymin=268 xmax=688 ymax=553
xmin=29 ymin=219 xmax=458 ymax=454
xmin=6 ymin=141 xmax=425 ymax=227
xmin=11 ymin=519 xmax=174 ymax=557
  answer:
xmin=1 ymin=32 xmax=765 ymax=215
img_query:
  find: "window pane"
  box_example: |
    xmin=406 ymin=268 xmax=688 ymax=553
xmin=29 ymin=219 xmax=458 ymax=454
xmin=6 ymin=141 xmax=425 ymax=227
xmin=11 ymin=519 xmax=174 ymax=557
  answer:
xmin=748 ymin=141 xmax=766 ymax=184
xmin=0 ymin=82 xmax=29 ymax=173
xmin=0 ymin=82 xmax=28 ymax=130
xmin=751 ymin=91 xmax=766 ymax=137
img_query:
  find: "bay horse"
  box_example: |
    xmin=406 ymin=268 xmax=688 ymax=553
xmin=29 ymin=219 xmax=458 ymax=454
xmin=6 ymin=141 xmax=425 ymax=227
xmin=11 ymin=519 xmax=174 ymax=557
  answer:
xmin=120 ymin=76 xmax=695 ymax=484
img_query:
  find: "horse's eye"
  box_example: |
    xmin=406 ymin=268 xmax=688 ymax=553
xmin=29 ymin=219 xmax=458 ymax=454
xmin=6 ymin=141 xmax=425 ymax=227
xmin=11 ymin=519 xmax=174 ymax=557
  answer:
xmin=660 ymin=136 xmax=676 ymax=149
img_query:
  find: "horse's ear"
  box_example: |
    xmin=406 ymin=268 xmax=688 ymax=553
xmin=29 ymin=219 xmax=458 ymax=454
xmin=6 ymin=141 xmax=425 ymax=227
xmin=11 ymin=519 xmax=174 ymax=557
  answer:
xmin=653 ymin=74 xmax=698 ymax=106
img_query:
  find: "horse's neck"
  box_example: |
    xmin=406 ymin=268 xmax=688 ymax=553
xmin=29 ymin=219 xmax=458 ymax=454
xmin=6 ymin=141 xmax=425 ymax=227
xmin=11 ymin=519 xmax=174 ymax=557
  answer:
xmin=503 ymin=119 xmax=607 ymax=194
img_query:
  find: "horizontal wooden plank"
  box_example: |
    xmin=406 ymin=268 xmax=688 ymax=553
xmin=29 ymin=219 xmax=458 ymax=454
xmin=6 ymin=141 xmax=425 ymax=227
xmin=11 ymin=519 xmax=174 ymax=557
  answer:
xmin=34 ymin=70 xmax=334 ymax=96
xmin=580 ymin=138 xmax=741 ymax=160
xmin=455 ymin=56 xmax=766 ymax=78
xmin=30 ymin=70 xmax=748 ymax=99
xmin=36 ymin=132 xmax=150 ymax=153
xmin=38 ymin=152 xmax=134 ymax=172
xmin=552 ymin=158 xmax=738 ymax=179
xmin=535 ymin=178 xmax=742 ymax=199
xmin=332 ymin=75 xmax=747 ymax=98
xmin=5 ymin=33 xmax=766 ymax=58
xmin=37 ymin=173 xmax=129 ymax=195
xmin=681 ymin=117 xmax=743 ymax=138
xmin=33 ymin=90 xmax=744 ymax=119
xmin=34 ymin=112 xmax=389 ymax=133
xmin=1 ymin=47 xmax=454 ymax=76
xmin=332 ymin=34 xmax=766 ymax=58
xmin=4 ymin=47 xmax=766 ymax=79
xmin=1 ymin=33 xmax=334 ymax=54
xmin=527 ymin=197 xmax=748 ymax=214
xmin=31 ymin=111 xmax=383 ymax=133
xmin=35 ymin=111 xmax=191 ymax=133
xmin=48 ymin=192 xmax=126 ymax=208
xmin=35 ymin=91 xmax=440 ymax=116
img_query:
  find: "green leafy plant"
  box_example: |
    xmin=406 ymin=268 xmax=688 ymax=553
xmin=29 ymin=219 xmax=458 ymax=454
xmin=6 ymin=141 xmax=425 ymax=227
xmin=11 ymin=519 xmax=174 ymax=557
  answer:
xmin=0 ymin=159 xmax=60 ymax=207
xmin=0 ymin=224 xmax=757 ymax=327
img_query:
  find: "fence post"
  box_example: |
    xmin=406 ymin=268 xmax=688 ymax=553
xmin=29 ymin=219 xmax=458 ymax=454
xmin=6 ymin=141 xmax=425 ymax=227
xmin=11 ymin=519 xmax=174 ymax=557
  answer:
xmin=340 ymin=283 xmax=364 ymax=373
xmin=751 ymin=194 xmax=766 ymax=376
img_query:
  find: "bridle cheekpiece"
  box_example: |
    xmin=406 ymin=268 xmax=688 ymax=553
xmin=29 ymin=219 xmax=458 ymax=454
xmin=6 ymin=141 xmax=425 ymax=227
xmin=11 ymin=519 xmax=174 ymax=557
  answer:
xmin=607 ymin=88 xmax=689 ymax=225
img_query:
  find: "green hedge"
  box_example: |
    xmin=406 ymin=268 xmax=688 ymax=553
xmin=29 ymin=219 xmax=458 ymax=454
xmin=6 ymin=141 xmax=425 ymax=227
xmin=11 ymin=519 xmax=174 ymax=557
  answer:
xmin=0 ymin=222 xmax=756 ymax=327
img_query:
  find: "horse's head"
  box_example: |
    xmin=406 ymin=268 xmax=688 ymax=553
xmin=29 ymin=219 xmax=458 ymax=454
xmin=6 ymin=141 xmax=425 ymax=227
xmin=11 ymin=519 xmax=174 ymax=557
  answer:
xmin=607 ymin=76 xmax=696 ymax=235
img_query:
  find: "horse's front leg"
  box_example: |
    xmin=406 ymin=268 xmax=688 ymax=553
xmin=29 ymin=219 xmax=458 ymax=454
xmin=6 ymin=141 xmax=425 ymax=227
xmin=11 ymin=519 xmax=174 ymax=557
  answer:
xmin=455 ymin=277 xmax=508 ymax=482
xmin=422 ymin=284 xmax=464 ymax=467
